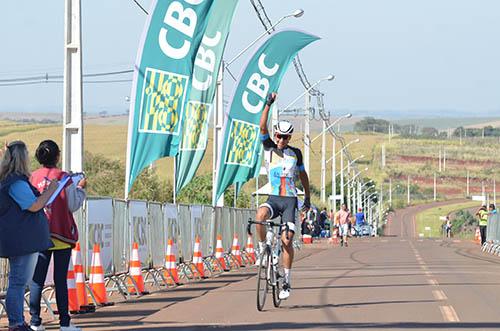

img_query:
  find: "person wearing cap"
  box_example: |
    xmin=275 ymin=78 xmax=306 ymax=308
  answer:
xmin=254 ymin=92 xmax=311 ymax=300
xmin=0 ymin=141 xmax=57 ymax=331
xmin=476 ymin=205 xmax=489 ymax=245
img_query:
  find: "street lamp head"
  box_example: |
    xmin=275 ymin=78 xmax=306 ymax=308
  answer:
xmin=355 ymin=138 xmax=360 ymax=143
xmin=345 ymin=113 xmax=352 ymax=118
xmin=364 ymin=167 xmax=369 ymax=171
xmin=325 ymin=74 xmax=335 ymax=81
xmin=292 ymin=9 xmax=304 ymax=18
xmin=360 ymin=154 xmax=365 ymax=159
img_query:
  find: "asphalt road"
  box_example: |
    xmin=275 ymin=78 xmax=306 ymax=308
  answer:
xmin=38 ymin=201 xmax=500 ymax=330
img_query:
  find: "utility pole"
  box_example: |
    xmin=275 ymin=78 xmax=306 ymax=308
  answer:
xmin=63 ymin=0 xmax=84 ymax=173
xmin=438 ymin=148 xmax=442 ymax=172
xmin=466 ymin=170 xmax=470 ymax=197
xmin=434 ymin=173 xmax=437 ymax=201
xmin=304 ymin=92 xmax=311 ymax=175
xmin=340 ymin=150 xmax=344 ymax=206
xmin=321 ymin=119 xmax=326 ymax=203
xmin=389 ymin=178 xmax=392 ymax=207
xmin=332 ymin=136 xmax=337 ymax=214
xmin=381 ymin=144 xmax=386 ymax=168
xmin=407 ymin=175 xmax=411 ymax=206
xmin=212 ymin=65 xmax=225 ymax=206
xmin=443 ymin=149 xmax=446 ymax=172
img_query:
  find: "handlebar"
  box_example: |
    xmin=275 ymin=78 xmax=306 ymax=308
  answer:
xmin=247 ymin=218 xmax=290 ymax=241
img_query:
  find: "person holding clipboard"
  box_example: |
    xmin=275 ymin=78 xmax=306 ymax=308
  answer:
xmin=29 ymin=140 xmax=86 ymax=331
xmin=0 ymin=141 xmax=56 ymax=331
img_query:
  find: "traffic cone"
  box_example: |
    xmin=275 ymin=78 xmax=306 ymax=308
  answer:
xmin=475 ymin=227 xmax=481 ymax=244
xmin=215 ymin=235 xmax=228 ymax=271
xmin=192 ymin=236 xmax=205 ymax=277
xmin=329 ymin=228 xmax=339 ymax=244
xmin=128 ymin=242 xmax=148 ymax=294
xmin=231 ymin=234 xmax=242 ymax=266
xmin=72 ymin=242 xmax=95 ymax=312
xmin=67 ymin=259 xmax=79 ymax=313
xmin=165 ymin=239 xmax=180 ymax=284
xmin=303 ymin=234 xmax=313 ymax=244
xmin=89 ymin=244 xmax=112 ymax=306
xmin=246 ymin=234 xmax=256 ymax=263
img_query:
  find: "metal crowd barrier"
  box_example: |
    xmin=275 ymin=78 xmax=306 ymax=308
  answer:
xmin=483 ymin=213 xmax=500 ymax=255
xmin=0 ymin=197 xmax=306 ymax=317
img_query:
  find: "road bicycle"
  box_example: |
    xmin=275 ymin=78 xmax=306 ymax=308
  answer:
xmin=247 ymin=219 xmax=290 ymax=311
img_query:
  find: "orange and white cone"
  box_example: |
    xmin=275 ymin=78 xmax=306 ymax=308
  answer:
xmin=231 ymin=234 xmax=242 ymax=266
xmin=329 ymin=228 xmax=339 ymax=244
xmin=193 ymin=236 xmax=205 ymax=277
xmin=67 ymin=259 xmax=79 ymax=313
xmin=215 ymin=235 xmax=228 ymax=271
xmin=89 ymin=244 xmax=109 ymax=305
xmin=72 ymin=242 xmax=94 ymax=312
xmin=165 ymin=239 xmax=180 ymax=284
xmin=475 ymin=227 xmax=481 ymax=244
xmin=128 ymin=242 xmax=147 ymax=294
xmin=246 ymin=234 xmax=256 ymax=263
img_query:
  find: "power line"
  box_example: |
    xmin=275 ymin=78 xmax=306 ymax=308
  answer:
xmin=0 ymin=69 xmax=133 ymax=86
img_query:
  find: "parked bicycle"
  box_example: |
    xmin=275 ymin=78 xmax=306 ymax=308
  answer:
xmin=247 ymin=219 xmax=290 ymax=311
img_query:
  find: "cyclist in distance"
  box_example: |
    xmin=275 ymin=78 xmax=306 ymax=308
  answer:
xmin=255 ymin=92 xmax=311 ymax=300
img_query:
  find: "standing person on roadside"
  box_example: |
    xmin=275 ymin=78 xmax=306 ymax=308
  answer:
xmin=29 ymin=140 xmax=86 ymax=331
xmin=336 ymin=203 xmax=351 ymax=247
xmin=445 ymin=216 xmax=452 ymax=238
xmin=255 ymin=92 xmax=311 ymax=300
xmin=489 ymin=203 xmax=497 ymax=215
xmin=476 ymin=205 xmax=488 ymax=245
xmin=0 ymin=141 xmax=57 ymax=331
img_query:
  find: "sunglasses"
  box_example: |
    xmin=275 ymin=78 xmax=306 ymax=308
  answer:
xmin=276 ymin=134 xmax=291 ymax=140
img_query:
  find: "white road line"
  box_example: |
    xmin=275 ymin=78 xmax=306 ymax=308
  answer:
xmin=433 ymin=290 xmax=447 ymax=301
xmin=421 ymin=265 xmax=428 ymax=270
xmin=427 ymin=278 xmax=438 ymax=286
xmin=424 ymin=270 xmax=432 ymax=276
xmin=439 ymin=305 xmax=460 ymax=322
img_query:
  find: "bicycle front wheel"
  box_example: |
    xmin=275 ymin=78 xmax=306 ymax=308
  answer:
xmin=272 ymin=264 xmax=283 ymax=307
xmin=256 ymin=249 xmax=270 ymax=311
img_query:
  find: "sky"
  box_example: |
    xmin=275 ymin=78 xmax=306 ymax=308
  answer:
xmin=0 ymin=0 xmax=499 ymax=118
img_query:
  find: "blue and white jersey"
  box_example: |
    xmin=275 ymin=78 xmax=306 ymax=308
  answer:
xmin=260 ymin=133 xmax=304 ymax=197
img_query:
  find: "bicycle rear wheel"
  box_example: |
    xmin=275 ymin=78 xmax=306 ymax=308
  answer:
xmin=256 ymin=249 xmax=270 ymax=311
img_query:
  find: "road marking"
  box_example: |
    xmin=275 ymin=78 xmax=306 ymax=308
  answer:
xmin=433 ymin=290 xmax=447 ymax=301
xmin=400 ymin=239 xmax=406 ymax=242
xmin=439 ymin=305 xmax=460 ymax=322
xmin=381 ymin=239 xmax=388 ymax=242
xmin=435 ymin=239 xmax=443 ymax=242
xmin=424 ymin=270 xmax=432 ymax=276
xmin=421 ymin=265 xmax=428 ymax=270
xmin=452 ymin=240 xmax=461 ymax=243
xmin=427 ymin=278 xmax=438 ymax=286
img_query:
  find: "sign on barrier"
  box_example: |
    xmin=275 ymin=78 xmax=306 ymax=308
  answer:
xmin=129 ymin=201 xmax=149 ymax=267
xmin=87 ymin=199 xmax=113 ymax=274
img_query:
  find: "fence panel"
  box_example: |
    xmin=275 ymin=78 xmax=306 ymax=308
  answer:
xmin=86 ymin=198 xmax=114 ymax=275
xmin=148 ymin=202 xmax=165 ymax=268
xmin=128 ymin=200 xmax=150 ymax=268
xmin=177 ymin=204 xmax=192 ymax=262
xmin=113 ymin=199 xmax=129 ymax=274
xmin=490 ymin=213 xmax=500 ymax=243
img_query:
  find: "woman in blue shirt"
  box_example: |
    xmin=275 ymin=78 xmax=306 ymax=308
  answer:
xmin=0 ymin=141 xmax=57 ymax=331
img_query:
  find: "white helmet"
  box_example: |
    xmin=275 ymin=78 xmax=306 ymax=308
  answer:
xmin=274 ymin=120 xmax=294 ymax=135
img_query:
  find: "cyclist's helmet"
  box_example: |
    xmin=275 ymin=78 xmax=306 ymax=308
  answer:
xmin=274 ymin=120 xmax=294 ymax=135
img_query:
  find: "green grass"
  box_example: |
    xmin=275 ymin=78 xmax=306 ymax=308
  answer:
xmin=415 ymin=201 xmax=480 ymax=238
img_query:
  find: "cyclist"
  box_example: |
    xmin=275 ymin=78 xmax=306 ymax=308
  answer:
xmin=255 ymin=92 xmax=311 ymax=300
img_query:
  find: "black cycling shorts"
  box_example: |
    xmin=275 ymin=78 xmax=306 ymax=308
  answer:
xmin=259 ymin=195 xmax=297 ymax=232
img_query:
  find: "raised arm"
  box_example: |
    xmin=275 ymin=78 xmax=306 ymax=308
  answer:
xmin=259 ymin=92 xmax=277 ymax=135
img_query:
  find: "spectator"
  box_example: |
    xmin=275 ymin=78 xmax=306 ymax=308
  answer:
xmin=335 ymin=203 xmax=351 ymax=247
xmin=0 ymin=141 xmax=57 ymax=331
xmin=319 ymin=208 xmax=328 ymax=230
xmin=445 ymin=216 xmax=452 ymax=238
xmin=489 ymin=203 xmax=497 ymax=215
xmin=29 ymin=140 xmax=86 ymax=331
xmin=476 ymin=205 xmax=488 ymax=245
